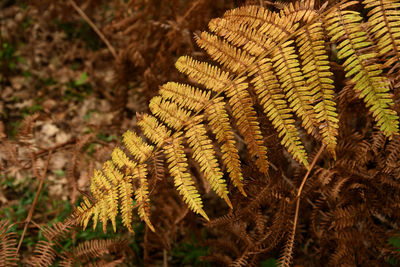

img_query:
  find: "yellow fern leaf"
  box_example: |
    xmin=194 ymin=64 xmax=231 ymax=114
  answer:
xmin=279 ymin=0 xmax=319 ymax=23
xmin=208 ymin=18 xmax=272 ymax=56
xmin=122 ymin=130 xmax=154 ymax=163
xmin=222 ymin=5 xmax=297 ymax=38
xmin=111 ymin=147 xmax=137 ymax=171
xmin=296 ymin=22 xmax=338 ymax=156
xmin=363 ymin=0 xmax=400 ymax=69
xmin=90 ymin=170 xmax=118 ymax=233
xmin=76 ymin=197 xmax=95 ymax=231
xmin=249 ymin=58 xmax=309 ymax=167
xmin=325 ymin=9 xmax=399 ymax=137
xmin=185 ymin=117 xmax=232 ymax=208
xmin=149 ymin=96 xmax=191 ymax=130
xmin=225 ymin=78 xmax=269 ymax=173
xmin=175 ymin=56 xmax=230 ymax=93
xmin=119 ymin=176 xmax=134 ymax=233
xmin=103 ymin=161 xmax=123 ymax=185
xmin=159 ymin=82 xmax=211 ymax=112
xmin=195 ymin=32 xmax=254 ymax=73
xmin=164 ymin=135 xmax=209 ymax=220
xmin=132 ymin=164 xmax=155 ymax=232
xmin=205 ymin=97 xmax=245 ymax=196
xmin=137 ymin=114 xmax=171 ymax=146
xmin=271 ymin=40 xmax=319 ymax=137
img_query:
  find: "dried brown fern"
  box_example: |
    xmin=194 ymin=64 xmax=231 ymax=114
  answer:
xmin=0 ymin=220 xmax=18 ymax=267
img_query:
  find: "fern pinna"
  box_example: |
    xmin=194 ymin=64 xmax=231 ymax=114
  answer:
xmin=75 ymin=0 xmax=400 ymax=236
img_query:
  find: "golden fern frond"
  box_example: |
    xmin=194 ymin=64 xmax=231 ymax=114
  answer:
xmin=249 ymin=58 xmax=309 ymax=167
xmin=132 ymin=163 xmax=155 ymax=232
xmin=122 ymin=130 xmax=154 ymax=163
xmin=363 ymin=0 xmax=400 ymax=69
xmin=118 ymin=175 xmax=134 ymax=233
xmin=296 ymin=22 xmax=338 ymax=155
xmin=111 ymin=147 xmax=137 ymax=170
xmin=195 ymin=32 xmax=255 ymax=73
xmin=205 ymin=97 xmax=245 ymax=196
xmin=185 ymin=117 xmax=232 ymax=208
xmin=271 ymin=40 xmax=320 ymax=138
xmin=325 ymin=7 xmax=399 ymax=137
xmin=279 ymin=0 xmax=319 ymax=23
xmin=222 ymin=5 xmax=297 ymax=38
xmin=0 ymin=220 xmax=18 ymax=267
xmin=90 ymin=170 xmax=118 ymax=233
xmin=225 ymin=78 xmax=269 ymax=173
xmin=149 ymin=96 xmax=192 ymax=130
xmin=175 ymin=56 xmax=230 ymax=93
xmin=208 ymin=18 xmax=273 ymax=56
xmin=159 ymin=82 xmax=211 ymax=112
xmin=76 ymin=197 xmax=95 ymax=230
xmin=152 ymin=83 xmax=232 ymax=205
xmin=74 ymin=0 xmax=400 ymax=236
xmin=137 ymin=114 xmax=172 ymax=146
xmin=163 ymin=134 xmax=209 ymax=220
xmin=175 ymin=55 xmax=269 ymax=170
xmin=83 ymin=156 xmax=143 ymax=233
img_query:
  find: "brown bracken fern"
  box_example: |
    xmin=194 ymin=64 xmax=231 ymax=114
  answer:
xmin=73 ymin=2 xmax=400 ymax=266
xmin=0 ymin=220 xmax=18 ymax=267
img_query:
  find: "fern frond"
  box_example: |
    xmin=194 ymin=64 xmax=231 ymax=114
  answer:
xmin=279 ymin=0 xmax=319 ymax=23
xmin=164 ymin=135 xmax=209 ymax=220
xmin=175 ymin=56 xmax=230 ymax=93
xmin=249 ymin=59 xmax=309 ymax=167
xmin=296 ymin=22 xmax=338 ymax=155
xmin=205 ymin=97 xmax=245 ymax=195
xmin=159 ymin=82 xmax=211 ymax=112
xmin=122 ymin=130 xmax=154 ymax=163
xmin=137 ymin=114 xmax=172 ymax=146
xmin=325 ymin=8 xmax=399 ymax=137
xmin=271 ymin=40 xmax=319 ymax=137
xmin=31 ymin=241 xmax=57 ymax=267
xmin=60 ymin=238 xmax=128 ymax=266
xmin=0 ymin=220 xmax=18 ymax=267
xmin=185 ymin=117 xmax=232 ymax=208
xmin=222 ymin=5 xmax=298 ymax=38
xmin=225 ymin=78 xmax=269 ymax=173
xmin=90 ymin=170 xmax=118 ymax=232
xmin=149 ymin=96 xmax=191 ymax=130
xmin=30 ymin=220 xmax=74 ymax=267
xmin=208 ymin=18 xmax=273 ymax=56
xmin=118 ymin=174 xmax=134 ymax=233
xmin=111 ymin=147 xmax=137 ymax=170
xmin=82 ymin=160 xmax=136 ymax=233
xmin=278 ymin=226 xmax=295 ymax=267
xmin=76 ymin=197 xmax=95 ymax=230
xmin=363 ymin=0 xmax=400 ymax=69
xmin=195 ymin=32 xmax=255 ymax=73
xmin=132 ymin=164 xmax=155 ymax=232
xmin=178 ymin=52 xmax=269 ymax=173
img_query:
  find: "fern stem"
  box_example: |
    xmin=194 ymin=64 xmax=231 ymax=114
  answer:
xmin=17 ymin=150 xmax=52 ymax=254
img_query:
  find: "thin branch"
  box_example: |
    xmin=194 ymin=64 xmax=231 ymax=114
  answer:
xmin=16 ymin=150 xmax=53 ymax=253
xmin=68 ymin=0 xmax=117 ymax=59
